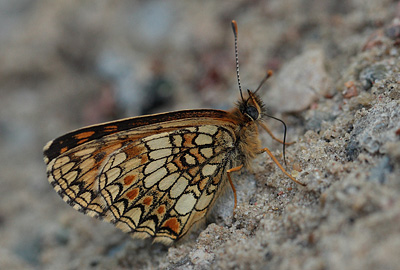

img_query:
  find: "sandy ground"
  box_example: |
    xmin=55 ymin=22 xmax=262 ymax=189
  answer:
xmin=1 ymin=0 xmax=400 ymax=269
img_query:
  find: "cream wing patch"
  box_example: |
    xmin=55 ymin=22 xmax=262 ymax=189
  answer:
xmin=175 ymin=193 xmax=196 ymax=215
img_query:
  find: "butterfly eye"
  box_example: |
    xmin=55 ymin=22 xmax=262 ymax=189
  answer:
xmin=244 ymin=105 xmax=259 ymax=120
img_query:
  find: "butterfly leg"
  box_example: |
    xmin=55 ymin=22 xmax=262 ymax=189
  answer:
xmin=261 ymin=147 xmax=306 ymax=186
xmin=227 ymin=164 xmax=244 ymax=211
xmin=259 ymin=121 xmax=295 ymax=145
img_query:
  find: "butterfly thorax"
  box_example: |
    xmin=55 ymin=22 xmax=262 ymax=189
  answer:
xmin=228 ymin=90 xmax=265 ymax=170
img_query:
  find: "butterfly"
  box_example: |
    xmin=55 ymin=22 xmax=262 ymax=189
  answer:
xmin=43 ymin=20 xmax=305 ymax=245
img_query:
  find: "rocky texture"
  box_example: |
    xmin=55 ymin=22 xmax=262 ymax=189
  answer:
xmin=266 ymin=49 xmax=333 ymax=113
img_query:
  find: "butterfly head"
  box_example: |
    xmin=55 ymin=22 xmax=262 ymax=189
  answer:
xmin=238 ymin=89 xmax=266 ymax=122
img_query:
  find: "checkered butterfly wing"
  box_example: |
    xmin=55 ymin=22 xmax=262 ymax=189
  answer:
xmin=44 ymin=110 xmax=239 ymax=244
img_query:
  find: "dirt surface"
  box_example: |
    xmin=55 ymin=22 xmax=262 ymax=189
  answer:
xmin=1 ymin=1 xmax=400 ymax=269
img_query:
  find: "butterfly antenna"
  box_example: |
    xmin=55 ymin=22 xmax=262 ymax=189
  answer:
xmin=231 ymin=20 xmax=244 ymax=102
xmin=264 ymin=114 xmax=288 ymax=166
xmin=254 ymin=70 xmax=273 ymax=94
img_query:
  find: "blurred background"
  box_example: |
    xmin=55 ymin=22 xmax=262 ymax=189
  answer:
xmin=0 ymin=0 xmax=398 ymax=269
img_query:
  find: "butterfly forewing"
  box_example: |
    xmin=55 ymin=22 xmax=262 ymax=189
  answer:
xmin=44 ymin=110 xmax=240 ymax=244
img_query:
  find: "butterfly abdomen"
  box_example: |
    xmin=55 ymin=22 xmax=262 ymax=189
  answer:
xmin=235 ymin=123 xmax=261 ymax=170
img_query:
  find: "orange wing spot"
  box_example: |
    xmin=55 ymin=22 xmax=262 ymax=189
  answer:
xmin=199 ymin=178 xmax=208 ymax=191
xmin=157 ymin=205 xmax=165 ymax=214
xmin=183 ymin=133 xmax=196 ymax=148
xmin=143 ymin=196 xmax=152 ymax=206
xmin=125 ymin=145 xmax=145 ymax=159
xmin=103 ymin=125 xmax=118 ymax=132
xmin=173 ymin=156 xmax=186 ymax=170
xmin=74 ymin=131 xmax=95 ymax=139
xmin=191 ymin=174 xmax=201 ymax=184
xmin=163 ymin=217 xmax=180 ymax=234
xmin=188 ymin=167 xmax=199 ymax=177
xmin=141 ymin=154 xmax=148 ymax=164
xmin=77 ymin=139 xmax=89 ymax=144
xmin=212 ymin=171 xmax=223 ymax=185
xmin=190 ymin=148 xmax=205 ymax=163
xmin=123 ymin=175 xmax=136 ymax=185
xmin=60 ymin=147 xmax=68 ymax=154
xmin=126 ymin=188 xmax=139 ymax=200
